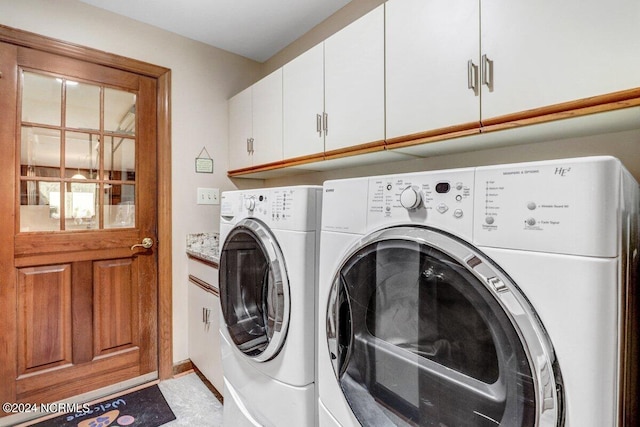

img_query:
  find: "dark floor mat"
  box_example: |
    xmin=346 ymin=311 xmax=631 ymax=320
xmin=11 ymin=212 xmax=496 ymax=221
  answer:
xmin=30 ymin=384 xmax=176 ymax=427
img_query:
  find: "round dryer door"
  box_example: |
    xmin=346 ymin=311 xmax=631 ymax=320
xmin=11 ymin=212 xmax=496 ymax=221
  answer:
xmin=327 ymin=226 xmax=563 ymax=427
xmin=220 ymin=218 xmax=290 ymax=362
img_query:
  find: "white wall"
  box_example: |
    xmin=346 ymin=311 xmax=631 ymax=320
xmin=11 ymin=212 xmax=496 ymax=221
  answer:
xmin=261 ymin=0 xmax=386 ymax=75
xmin=0 ymin=0 xmax=261 ymax=363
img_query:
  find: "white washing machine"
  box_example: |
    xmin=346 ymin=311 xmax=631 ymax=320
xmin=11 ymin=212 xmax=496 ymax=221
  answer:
xmin=317 ymin=156 xmax=639 ymax=427
xmin=219 ymin=186 xmax=322 ymax=426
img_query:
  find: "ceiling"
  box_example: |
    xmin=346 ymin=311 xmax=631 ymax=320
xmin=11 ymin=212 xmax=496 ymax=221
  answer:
xmin=78 ymin=0 xmax=352 ymax=62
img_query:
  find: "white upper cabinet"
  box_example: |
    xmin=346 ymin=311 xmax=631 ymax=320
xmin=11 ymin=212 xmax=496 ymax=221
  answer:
xmin=228 ymin=69 xmax=283 ymax=170
xmin=481 ymin=0 xmax=640 ymax=119
xmin=386 ymin=0 xmax=480 ymax=140
xmin=283 ymin=44 xmax=325 ymax=159
xmin=324 ymin=4 xmax=385 ymax=152
xmin=252 ymin=69 xmax=283 ymax=166
xmin=283 ymin=5 xmax=385 ymax=158
xmin=386 ymin=0 xmax=640 ymax=140
xmin=228 ymin=86 xmax=252 ymax=171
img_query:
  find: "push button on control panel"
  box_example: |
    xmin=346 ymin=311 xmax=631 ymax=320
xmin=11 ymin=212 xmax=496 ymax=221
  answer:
xmin=436 ymin=203 xmax=449 ymax=214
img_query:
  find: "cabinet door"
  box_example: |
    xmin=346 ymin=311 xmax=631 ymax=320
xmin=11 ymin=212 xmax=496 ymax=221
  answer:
xmin=324 ymin=5 xmax=385 ymax=152
xmin=481 ymin=0 xmax=640 ymax=120
xmin=283 ymin=44 xmax=325 ymax=159
xmin=386 ymin=0 xmax=480 ymax=140
xmin=188 ymin=283 xmax=211 ymax=378
xmin=228 ymin=87 xmax=252 ymax=170
xmin=188 ymin=282 xmax=224 ymax=393
xmin=252 ymin=69 xmax=283 ymax=166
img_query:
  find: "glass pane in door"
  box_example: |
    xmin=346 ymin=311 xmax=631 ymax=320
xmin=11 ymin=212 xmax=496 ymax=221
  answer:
xmin=104 ymin=184 xmax=135 ymax=228
xmin=20 ymin=181 xmax=60 ymax=232
xmin=104 ymin=88 xmax=136 ymax=134
xmin=66 ymin=81 xmax=100 ymax=130
xmin=19 ymin=70 xmax=137 ymax=232
xmin=20 ymin=127 xmax=61 ymax=178
xmin=66 ymin=181 xmax=98 ymax=230
xmin=104 ymin=136 xmax=135 ymax=181
xmin=65 ymin=132 xmax=99 ymax=179
xmin=21 ymin=72 xmax=61 ymax=126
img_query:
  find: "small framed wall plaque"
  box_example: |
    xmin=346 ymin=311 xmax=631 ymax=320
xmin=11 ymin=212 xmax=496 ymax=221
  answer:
xmin=195 ymin=147 xmax=214 ymax=173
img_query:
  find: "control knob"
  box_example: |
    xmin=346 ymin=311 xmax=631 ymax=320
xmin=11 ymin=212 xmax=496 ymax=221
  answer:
xmin=244 ymin=197 xmax=256 ymax=211
xmin=400 ymin=186 xmax=422 ymax=210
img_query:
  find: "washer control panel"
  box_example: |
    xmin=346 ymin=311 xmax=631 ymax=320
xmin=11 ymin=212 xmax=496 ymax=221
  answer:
xmin=221 ymin=186 xmax=321 ymax=232
xmin=367 ymin=169 xmax=475 ymax=239
xmin=240 ymin=189 xmax=298 ymax=223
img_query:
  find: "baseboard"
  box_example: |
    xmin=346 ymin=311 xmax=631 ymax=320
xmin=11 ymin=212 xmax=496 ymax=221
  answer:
xmin=172 ymin=359 xmax=194 ymax=376
xmin=172 ymin=359 xmax=223 ymax=404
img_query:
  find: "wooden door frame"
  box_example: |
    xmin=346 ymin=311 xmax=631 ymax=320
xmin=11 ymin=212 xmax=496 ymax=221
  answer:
xmin=0 ymin=25 xmax=173 ymax=383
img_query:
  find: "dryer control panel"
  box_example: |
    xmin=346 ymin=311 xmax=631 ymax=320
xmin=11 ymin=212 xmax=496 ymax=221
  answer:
xmin=367 ymin=168 xmax=475 ymax=239
xmin=473 ymin=157 xmax=620 ymax=257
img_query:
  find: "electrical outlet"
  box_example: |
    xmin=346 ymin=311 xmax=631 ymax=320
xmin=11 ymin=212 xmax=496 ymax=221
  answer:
xmin=197 ymin=187 xmax=220 ymax=205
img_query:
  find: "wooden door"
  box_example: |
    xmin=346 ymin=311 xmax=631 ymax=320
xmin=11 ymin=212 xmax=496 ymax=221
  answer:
xmin=0 ymin=43 xmax=159 ymax=406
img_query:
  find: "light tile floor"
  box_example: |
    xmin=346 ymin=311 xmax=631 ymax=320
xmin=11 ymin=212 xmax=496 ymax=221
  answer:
xmin=159 ymin=372 xmax=223 ymax=426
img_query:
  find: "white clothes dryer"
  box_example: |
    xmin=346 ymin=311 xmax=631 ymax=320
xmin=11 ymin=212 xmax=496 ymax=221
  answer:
xmin=317 ymin=156 xmax=639 ymax=427
xmin=219 ymin=186 xmax=322 ymax=426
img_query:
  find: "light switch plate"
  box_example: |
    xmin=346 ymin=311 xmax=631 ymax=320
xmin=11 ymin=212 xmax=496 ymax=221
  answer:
xmin=197 ymin=187 xmax=219 ymax=205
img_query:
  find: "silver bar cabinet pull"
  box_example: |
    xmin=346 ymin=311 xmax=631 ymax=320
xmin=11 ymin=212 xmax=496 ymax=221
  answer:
xmin=482 ymin=54 xmax=494 ymax=91
xmin=323 ymin=112 xmax=328 ymax=136
xmin=467 ymin=59 xmax=479 ymax=95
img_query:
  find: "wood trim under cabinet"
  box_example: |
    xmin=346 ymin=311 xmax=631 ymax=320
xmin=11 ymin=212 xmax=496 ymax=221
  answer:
xmin=385 ymin=122 xmax=481 ymax=150
xmin=227 ymin=139 xmax=385 ymax=177
xmin=386 ymin=121 xmax=480 ymax=148
xmin=481 ymin=87 xmax=640 ymax=128
xmin=323 ymin=139 xmax=386 ymax=160
xmin=481 ymin=93 xmax=640 ymax=135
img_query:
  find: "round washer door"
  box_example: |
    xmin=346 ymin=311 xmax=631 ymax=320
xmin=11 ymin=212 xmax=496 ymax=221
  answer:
xmin=220 ymin=218 xmax=290 ymax=362
xmin=327 ymin=226 xmax=563 ymax=427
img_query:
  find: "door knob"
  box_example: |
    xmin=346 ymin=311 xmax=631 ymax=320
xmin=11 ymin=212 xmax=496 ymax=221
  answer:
xmin=131 ymin=237 xmax=154 ymax=250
